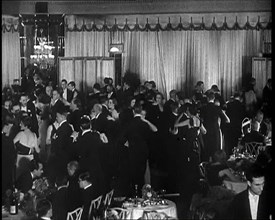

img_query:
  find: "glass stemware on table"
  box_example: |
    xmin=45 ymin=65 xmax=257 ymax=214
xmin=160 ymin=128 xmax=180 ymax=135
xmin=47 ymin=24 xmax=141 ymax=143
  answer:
xmin=122 ymin=185 xmax=168 ymax=208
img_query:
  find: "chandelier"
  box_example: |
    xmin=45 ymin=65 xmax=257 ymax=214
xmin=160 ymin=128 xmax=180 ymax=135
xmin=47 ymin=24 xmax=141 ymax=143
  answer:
xmin=30 ymin=27 xmax=55 ymax=69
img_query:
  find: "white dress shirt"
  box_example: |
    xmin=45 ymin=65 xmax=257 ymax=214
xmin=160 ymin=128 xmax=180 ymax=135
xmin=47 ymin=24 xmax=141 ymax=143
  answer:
xmin=248 ymin=190 xmax=259 ymax=220
xmin=62 ymin=88 xmax=68 ymax=101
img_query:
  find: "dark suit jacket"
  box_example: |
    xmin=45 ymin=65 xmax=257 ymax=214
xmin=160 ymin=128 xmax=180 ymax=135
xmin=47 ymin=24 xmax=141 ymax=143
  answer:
xmin=227 ymin=189 xmax=271 ymax=220
xmin=101 ymin=105 xmax=111 ymax=118
xmin=67 ymin=109 xmax=83 ymax=132
xmin=16 ymin=171 xmax=33 ymax=193
xmin=52 ymin=186 xmax=69 ymax=220
xmin=91 ymin=113 xmax=109 ymax=134
xmin=51 ymin=121 xmax=73 ymax=161
xmin=75 ymin=131 xmax=105 ymax=191
xmin=163 ymin=99 xmax=176 ymax=115
xmin=50 ymin=99 xmax=65 ymax=122
xmin=81 ymin=185 xmax=102 ymax=220
xmin=61 ymin=88 xmax=73 ymax=102
xmin=226 ymin=99 xmax=246 ymax=131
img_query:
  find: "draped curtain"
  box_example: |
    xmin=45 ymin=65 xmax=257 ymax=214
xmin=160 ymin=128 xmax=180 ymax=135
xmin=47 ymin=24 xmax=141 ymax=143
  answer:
xmin=64 ymin=13 xmax=271 ymax=100
xmin=2 ymin=15 xmax=21 ymax=88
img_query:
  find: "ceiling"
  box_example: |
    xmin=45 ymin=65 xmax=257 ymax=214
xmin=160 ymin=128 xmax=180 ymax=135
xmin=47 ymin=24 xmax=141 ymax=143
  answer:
xmin=2 ymin=0 xmax=271 ymax=15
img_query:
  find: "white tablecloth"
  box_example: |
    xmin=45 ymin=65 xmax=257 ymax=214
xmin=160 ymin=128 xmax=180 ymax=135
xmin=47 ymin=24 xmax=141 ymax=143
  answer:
xmin=124 ymin=199 xmax=177 ymax=220
xmin=223 ymin=179 xmax=247 ymax=194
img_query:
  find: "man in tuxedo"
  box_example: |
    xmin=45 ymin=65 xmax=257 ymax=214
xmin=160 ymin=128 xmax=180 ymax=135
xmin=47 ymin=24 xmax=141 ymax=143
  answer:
xmin=68 ymin=81 xmax=79 ymax=103
xmin=87 ymin=83 xmax=101 ymax=111
xmin=78 ymin=172 xmax=102 ymax=220
xmin=200 ymin=91 xmax=230 ymax=161
xmin=122 ymin=104 xmax=155 ymax=191
xmin=224 ymin=92 xmax=246 ymax=156
xmin=16 ymin=159 xmax=43 ymax=194
xmin=163 ymin=89 xmax=178 ymax=115
xmin=74 ymin=117 xmax=105 ymax=193
xmin=106 ymin=84 xmax=116 ymax=100
xmin=227 ymin=164 xmax=271 ymax=219
xmin=240 ymin=120 xmax=266 ymax=147
xmin=90 ymin=104 xmax=109 ymax=135
xmin=50 ymin=107 xmax=73 ymax=180
xmin=36 ymin=199 xmax=53 ymax=220
xmin=61 ymin=79 xmax=73 ymax=102
xmin=68 ymin=98 xmax=83 ymax=132
xmin=100 ymin=96 xmax=111 ymax=118
xmin=52 ymin=175 xmax=69 ymax=220
xmin=19 ymin=93 xmax=39 ymax=136
xmin=50 ymin=89 xmax=65 ymax=123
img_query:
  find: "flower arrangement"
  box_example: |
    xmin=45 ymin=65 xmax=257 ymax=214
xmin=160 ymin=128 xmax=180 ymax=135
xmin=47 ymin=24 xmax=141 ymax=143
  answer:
xmin=141 ymin=184 xmax=157 ymax=200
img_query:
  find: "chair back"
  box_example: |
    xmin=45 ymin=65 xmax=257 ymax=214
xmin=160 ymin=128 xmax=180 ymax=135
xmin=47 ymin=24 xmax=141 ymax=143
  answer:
xmin=103 ymin=189 xmax=114 ymax=207
xmin=141 ymin=210 xmax=172 ymax=219
xmin=88 ymin=195 xmax=103 ymax=220
xmin=244 ymin=142 xmax=264 ymax=157
xmin=67 ymin=207 xmax=83 ymax=220
xmin=106 ymin=207 xmax=130 ymax=219
xmin=241 ymin=118 xmax=251 ymax=136
xmin=199 ymin=162 xmax=208 ymax=180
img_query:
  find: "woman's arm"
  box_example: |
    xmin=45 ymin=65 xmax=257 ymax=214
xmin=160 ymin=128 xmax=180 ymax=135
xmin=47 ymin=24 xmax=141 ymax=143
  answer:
xmin=174 ymin=118 xmax=190 ymax=128
xmin=141 ymin=118 xmax=158 ymax=132
xmin=218 ymin=168 xmax=240 ymax=182
xmin=34 ymin=134 xmax=40 ymax=153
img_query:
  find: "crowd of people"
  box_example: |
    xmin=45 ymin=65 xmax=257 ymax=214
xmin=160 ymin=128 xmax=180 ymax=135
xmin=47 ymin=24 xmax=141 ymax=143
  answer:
xmin=1 ymin=66 xmax=272 ymax=219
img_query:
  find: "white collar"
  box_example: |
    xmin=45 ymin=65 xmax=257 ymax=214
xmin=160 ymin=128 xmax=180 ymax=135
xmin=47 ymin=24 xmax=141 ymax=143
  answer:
xmin=59 ymin=120 xmax=67 ymax=127
xmin=82 ymin=129 xmax=91 ymax=136
xmin=134 ymin=114 xmax=142 ymax=118
xmin=30 ymin=172 xmax=35 ymax=179
xmin=53 ymin=99 xmax=59 ymax=104
xmin=172 ymin=112 xmax=178 ymax=117
xmin=248 ymin=189 xmax=260 ymax=199
xmin=84 ymin=183 xmax=92 ymax=190
xmin=95 ymin=113 xmax=101 ymax=119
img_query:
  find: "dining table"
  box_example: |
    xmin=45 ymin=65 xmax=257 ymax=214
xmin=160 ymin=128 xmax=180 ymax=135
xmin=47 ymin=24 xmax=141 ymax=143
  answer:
xmin=2 ymin=208 xmax=25 ymax=220
xmin=122 ymin=198 xmax=177 ymax=220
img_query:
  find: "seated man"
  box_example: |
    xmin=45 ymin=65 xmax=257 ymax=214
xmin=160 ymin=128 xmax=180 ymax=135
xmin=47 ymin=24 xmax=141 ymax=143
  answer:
xmin=52 ymin=175 xmax=69 ymax=220
xmin=78 ymin=171 xmax=102 ymax=220
xmin=227 ymin=164 xmax=271 ymax=219
xmin=240 ymin=119 xmax=266 ymax=151
xmin=36 ymin=198 xmax=53 ymax=220
xmin=16 ymin=159 xmax=43 ymax=195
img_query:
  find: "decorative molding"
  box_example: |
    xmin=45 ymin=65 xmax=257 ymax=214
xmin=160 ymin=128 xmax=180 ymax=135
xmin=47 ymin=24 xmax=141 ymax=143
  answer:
xmin=2 ymin=0 xmax=271 ymax=14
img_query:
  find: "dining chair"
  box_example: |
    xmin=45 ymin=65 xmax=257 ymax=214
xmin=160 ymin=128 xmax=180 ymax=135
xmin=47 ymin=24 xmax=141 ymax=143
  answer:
xmin=66 ymin=207 xmax=83 ymax=220
xmin=199 ymin=162 xmax=208 ymax=180
xmin=88 ymin=195 xmax=103 ymax=220
xmin=244 ymin=142 xmax=263 ymax=157
xmin=103 ymin=189 xmax=114 ymax=207
xmin=241 ymin=118 xmax=251 ymax=136
xmin=141 ymin=210 xmax=173 ymax=219
xmin=106 ymin=207 xmax=130 ymax=219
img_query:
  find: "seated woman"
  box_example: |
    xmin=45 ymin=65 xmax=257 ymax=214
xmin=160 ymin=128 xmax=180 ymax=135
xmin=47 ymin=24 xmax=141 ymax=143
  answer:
xmin=207 ymin=150 xmax=239 ymax=186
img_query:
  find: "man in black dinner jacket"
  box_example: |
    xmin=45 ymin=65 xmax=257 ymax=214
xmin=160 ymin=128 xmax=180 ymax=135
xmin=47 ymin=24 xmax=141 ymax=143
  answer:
xmin=16 ymin=159 xmax=43 ymax=194
xmin=73 ymin=116 xmax=105 ymax=193
xmin=78 ymin=172 xmax=102 ymax=220
xmin=50 ymin=106 xmax=73 ymax=182
xmin=227 ymin=163 xmax=271 ymax=219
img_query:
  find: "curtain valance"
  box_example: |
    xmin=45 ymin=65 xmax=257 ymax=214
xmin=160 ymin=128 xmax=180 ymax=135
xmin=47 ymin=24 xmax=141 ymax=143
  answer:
xmin=65 ymin=13 xmax=271 ymax=32
xmin=2 ymin=15 xmax=19 ymax=33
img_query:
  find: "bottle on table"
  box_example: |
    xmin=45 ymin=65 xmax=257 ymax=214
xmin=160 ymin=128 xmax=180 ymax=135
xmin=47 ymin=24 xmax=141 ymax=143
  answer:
xmin=9 ymin=186 xmax=18 ymax=215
